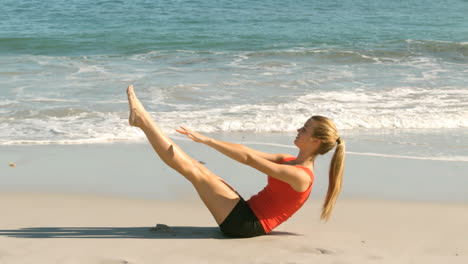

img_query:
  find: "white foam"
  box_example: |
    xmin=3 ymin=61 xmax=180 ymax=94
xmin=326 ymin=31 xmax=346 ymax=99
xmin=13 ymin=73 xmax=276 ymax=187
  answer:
xmin=1 ymin=85 xmax=467 ymax=147
xmin=405 ymin=39 xmax=468 ymax=46
xmin=347 ymin=152 xmax=468 ymax=162
xmin=129 ymin=51 xmax=162 ymax=61
xmin=2 ymin=49 xmax=467 ymax=145
xmin=76 ymin=65 xmax=107 ymax=74
xmin=0 ymin=111 xmax=144 ymax=145
xmin=0 ymin=138 xmax=136 ymax=145
xmin=20 ymin=98 xmax=79 ymax=103
xmin=0 ymin=100 xmax=18 ymax=106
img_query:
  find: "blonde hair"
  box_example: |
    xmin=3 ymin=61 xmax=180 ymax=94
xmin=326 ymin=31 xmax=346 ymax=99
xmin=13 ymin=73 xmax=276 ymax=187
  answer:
xmin=310 ymin=116 xmax=345 ymax=221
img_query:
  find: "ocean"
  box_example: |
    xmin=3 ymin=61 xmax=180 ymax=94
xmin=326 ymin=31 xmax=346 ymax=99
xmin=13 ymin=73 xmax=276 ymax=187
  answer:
xmin=1 ymin=0 xmax=467 ymax=161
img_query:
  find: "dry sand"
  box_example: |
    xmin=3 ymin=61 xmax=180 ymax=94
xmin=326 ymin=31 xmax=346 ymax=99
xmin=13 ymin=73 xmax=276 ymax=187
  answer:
xmin=1 ymin=193 xmax=466 ymax=264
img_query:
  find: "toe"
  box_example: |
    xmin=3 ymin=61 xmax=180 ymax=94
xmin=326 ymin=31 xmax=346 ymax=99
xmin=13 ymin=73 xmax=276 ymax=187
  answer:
xmin=127 ymin=85 xmax=134 ymax=95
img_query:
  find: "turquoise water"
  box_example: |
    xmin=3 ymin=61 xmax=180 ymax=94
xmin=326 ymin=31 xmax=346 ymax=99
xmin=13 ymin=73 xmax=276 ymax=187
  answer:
xmin=1 ymin=0 xmax=467 ymax=154
xmin=2 ymin=0 xmax=467 ymax=55
xmin=1 ymin=0 xmax=467 ymax=201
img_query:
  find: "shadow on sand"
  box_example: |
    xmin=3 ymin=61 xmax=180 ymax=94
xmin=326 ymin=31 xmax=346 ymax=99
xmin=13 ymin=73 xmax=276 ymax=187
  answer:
xmin=0 ymin=226 xmax=301 ymax=239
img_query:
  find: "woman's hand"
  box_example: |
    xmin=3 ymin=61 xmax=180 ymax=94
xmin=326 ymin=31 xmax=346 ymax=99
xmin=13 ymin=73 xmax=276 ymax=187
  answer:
xmin=176 ymin=126 xmax=211 ymax=144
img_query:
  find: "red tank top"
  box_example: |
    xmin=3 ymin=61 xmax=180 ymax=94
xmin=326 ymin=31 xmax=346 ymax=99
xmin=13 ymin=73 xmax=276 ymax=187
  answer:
xmin=247 ymin=157 xmax=314 ymax=233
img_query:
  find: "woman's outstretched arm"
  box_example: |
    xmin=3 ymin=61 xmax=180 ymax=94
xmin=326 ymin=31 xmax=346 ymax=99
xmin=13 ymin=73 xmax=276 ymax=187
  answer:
xmin=176 ymin=127 xmax=310 ymax=191
xmin=176 ymin=126 xmax=291 ymax=163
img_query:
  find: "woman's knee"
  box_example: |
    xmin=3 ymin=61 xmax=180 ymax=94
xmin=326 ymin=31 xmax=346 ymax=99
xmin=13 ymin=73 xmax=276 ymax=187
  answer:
xmin=179 ymin=160 xmax=213 ymax=183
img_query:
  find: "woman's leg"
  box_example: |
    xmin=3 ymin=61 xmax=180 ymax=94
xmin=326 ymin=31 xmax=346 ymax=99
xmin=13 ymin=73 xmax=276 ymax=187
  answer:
xmin=127 ymin=85 xmax=240 ymax=225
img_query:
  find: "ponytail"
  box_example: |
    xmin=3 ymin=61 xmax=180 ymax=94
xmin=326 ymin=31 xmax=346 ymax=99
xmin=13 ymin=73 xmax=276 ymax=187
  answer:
xmin=309 ymin=115 xmax=345 ymax=221
xmin=321 ymin=137 xmax=345 ymax=221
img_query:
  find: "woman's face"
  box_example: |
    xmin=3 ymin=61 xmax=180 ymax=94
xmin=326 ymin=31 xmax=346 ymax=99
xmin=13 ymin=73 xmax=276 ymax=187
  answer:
xmin=294 ymin=119 xmax=314 ymax=147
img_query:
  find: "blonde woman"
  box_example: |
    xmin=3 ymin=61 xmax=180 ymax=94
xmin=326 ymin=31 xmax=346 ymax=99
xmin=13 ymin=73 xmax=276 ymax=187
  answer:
xmin=127 ymin=85 xmax=345 ymax=238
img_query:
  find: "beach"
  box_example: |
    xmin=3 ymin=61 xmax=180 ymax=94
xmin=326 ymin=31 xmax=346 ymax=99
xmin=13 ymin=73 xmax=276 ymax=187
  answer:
xmin=2 ymin=0 xmax=468 ymax=262
xmin=1 ymin=136 xmax=467 ymax=263
xmin=1 ymin=195 xmax=467 ymax=263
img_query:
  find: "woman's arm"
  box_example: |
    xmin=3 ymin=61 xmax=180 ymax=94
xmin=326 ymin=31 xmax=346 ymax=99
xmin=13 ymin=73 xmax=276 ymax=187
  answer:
xmin=176 ymin=127 xmax=310 ymax=191
xmin=207 ymin=139 xmax=291 ymax=164
xmin=176 ymin=126 xmax=291 ymax=163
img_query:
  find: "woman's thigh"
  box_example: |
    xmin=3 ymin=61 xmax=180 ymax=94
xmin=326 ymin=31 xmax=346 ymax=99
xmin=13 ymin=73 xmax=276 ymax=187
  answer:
xmin=186 ymin=163 xmax=241 ymax=225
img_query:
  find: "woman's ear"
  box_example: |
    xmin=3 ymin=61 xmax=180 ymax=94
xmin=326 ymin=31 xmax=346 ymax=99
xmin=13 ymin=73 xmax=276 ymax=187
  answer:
xmin=310 ymin=137 xmax=321 ymax=147
xmin=310 ymin=136 xmax=319 ymax=142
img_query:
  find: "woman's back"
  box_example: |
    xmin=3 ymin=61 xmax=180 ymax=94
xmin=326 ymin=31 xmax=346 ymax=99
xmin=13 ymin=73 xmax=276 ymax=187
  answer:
xmin=247 ymin=157 xmax=314 ymax=233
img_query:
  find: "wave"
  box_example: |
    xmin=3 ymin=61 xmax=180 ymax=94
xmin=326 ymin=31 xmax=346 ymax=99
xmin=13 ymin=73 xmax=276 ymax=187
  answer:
xmin=404 ymin=39 xmax=468 ymax=56
xmin=1 ymin=85 xmax=467 ymax=146
xmin=153 ymin=87 xmax=468 ymax=131
xmin=2 ymin=39 xmax=467 ymax=145
xmin=4 ymin=38 xmax=458 ymax=65
xmin=3 ymin=35 xmax=467 ymax=62
xmin=3 ymin=41 xmax=466 ymax=88
xmin=237 ymin=40 xmax=468 ymax=64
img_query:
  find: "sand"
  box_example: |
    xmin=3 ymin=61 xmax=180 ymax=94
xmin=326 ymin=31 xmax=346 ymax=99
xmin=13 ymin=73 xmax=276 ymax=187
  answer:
xmin=0 ymin=193 xmax=467 ymax=264
xmin=1 ymin=134 xmax=467 ymax=263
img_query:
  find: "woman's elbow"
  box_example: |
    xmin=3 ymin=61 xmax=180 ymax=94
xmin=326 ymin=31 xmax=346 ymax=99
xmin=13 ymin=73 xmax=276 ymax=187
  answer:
xmin=243 ymin=152 xmax=255 ymax=165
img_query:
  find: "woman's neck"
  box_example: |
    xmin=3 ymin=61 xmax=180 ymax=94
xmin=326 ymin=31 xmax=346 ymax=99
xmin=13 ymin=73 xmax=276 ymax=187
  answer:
xmin=293 ymin=151 xmax=316 ymax=168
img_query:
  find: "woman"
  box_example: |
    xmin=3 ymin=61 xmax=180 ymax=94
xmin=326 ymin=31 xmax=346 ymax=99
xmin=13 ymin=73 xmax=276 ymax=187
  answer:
xmin=127 ymin=85 xmax=345 ymax=238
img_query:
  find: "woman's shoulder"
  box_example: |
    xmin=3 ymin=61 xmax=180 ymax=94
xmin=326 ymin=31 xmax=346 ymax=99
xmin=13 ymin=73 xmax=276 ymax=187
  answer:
xmin=277 ymin=155 xmax=297 ymax=164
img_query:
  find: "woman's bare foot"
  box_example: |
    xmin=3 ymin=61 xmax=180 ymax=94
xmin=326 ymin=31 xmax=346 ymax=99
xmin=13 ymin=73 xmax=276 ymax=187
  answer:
xmin=127 ymin=85 xmax=148 ymax=128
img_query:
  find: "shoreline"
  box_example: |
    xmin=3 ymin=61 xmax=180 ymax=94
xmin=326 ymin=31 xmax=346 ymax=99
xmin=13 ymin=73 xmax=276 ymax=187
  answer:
xmin=1 ymin=137 xmax=467 ymax=203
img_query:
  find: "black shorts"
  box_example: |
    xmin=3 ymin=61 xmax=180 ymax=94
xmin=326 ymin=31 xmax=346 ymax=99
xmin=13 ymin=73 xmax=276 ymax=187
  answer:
xmin=219 ymin=197 xmax=266 ymax=238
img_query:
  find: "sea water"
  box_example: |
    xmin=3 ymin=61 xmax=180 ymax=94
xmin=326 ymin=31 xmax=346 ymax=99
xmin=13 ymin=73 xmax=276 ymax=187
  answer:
xmin=1 ymin=0 xmax=467 ymax=162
